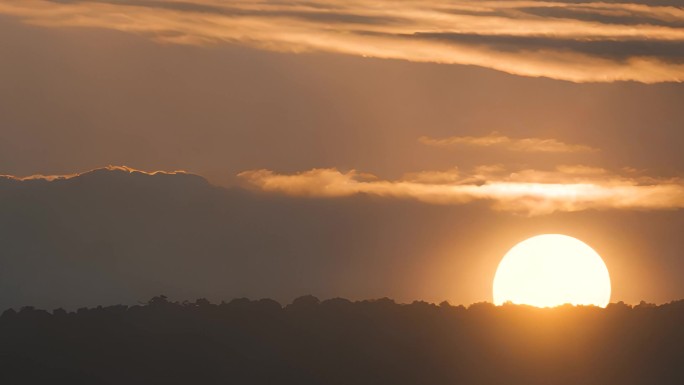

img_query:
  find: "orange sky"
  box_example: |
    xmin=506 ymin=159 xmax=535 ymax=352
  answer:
xmin=0 ymin=0 xmax=682 ymax=308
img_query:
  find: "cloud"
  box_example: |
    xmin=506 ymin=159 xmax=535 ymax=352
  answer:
xmin=238 ymin=166 xmax=684 ymax=215
xmin=0 ymin=0 xmax=683 ymax=82
xmin=419 ymin=133 xmax=598 ymax=153
xmin=0 ymin=165 xmax=190 ymax=182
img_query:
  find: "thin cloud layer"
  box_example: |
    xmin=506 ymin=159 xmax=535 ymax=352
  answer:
xmin=238 ymin=166 xmax=684 ymax=215
xmin=0 ymin=1 xmax=683 ymax=82
xmin=419 ymin=133 xmax=599 ymax=153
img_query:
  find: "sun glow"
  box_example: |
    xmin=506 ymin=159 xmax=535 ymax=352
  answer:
xmin=493 ymin=234 xmax=611 ymax=308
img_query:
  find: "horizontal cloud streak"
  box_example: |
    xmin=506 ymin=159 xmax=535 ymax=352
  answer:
xmin=419 ymin=133 xmax=598 ymax=153
xmin=0 ymin=0 xmax=683 ymax=82
xmin=238 ymin=166 xmax=684 ymax=215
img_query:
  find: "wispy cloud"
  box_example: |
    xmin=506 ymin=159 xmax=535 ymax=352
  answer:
xmin=0 ymin=0 xmax=683 ymax=82
xmin=238 ymin=166 xmax=684 ymax=215
xmin=419 ymin=133 xmax=599 ymax=153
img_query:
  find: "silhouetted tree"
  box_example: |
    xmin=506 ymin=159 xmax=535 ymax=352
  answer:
xmin=0 ymin=297 xmax=682 ymax=385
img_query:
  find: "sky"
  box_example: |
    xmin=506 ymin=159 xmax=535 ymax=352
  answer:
xmin=0 ymin=0 xmax=683 ymax=308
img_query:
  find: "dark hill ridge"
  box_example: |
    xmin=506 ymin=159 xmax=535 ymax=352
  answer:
xmin=1 ymin=297 xmax=682 ymax=385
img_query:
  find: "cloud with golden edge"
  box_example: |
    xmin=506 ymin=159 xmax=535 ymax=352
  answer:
xmin=419 ymin=133 xmax=599 ymax=153
xmin=0 ymin=165 xmax=190 ymax=182
xmin=238 ymin=166 xmax=684 ymax=215
xmin=0 ymin=0 xmax=683 ymax=83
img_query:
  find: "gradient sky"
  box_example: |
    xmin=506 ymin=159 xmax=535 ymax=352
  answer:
xmin=0 ymin=0 xmax=683 ymax=307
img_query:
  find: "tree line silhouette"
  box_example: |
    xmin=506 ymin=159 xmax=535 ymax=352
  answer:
xmin=1 ymin=296 xmax=682 ymax=385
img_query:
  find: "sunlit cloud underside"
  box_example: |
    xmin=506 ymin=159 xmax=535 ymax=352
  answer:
xmin=238 ymin=166 xmax=684 ymax=215
xmin=1 ymin=0 xmax=683 ymax=83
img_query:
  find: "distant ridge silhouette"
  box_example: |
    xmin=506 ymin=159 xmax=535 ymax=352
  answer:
xmin=1 ymin=296 xmax=682 ymax=385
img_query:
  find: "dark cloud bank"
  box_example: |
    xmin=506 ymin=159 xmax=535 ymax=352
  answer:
xmin=1 ymin=167 xmax=458 ymax=309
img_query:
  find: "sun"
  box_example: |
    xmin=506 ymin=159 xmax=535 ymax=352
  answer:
xmin=493 ymin=234 xmax=611 ymax=308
